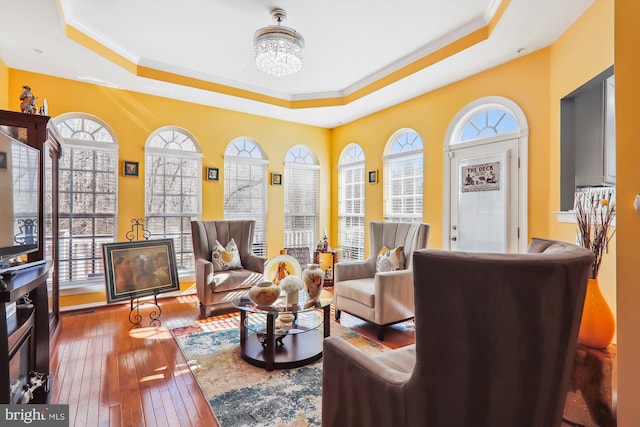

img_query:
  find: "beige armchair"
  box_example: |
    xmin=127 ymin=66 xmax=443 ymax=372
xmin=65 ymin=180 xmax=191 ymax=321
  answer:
xmin=322 ymin=238 xmax=593 ymax=427
xmin=333 ymin=221 xmax=430 ymax=340
xmin=191 ymin=219 xmax=266 ymax=317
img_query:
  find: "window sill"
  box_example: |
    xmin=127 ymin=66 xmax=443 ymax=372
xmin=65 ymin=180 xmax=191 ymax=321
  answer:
xmin=552 ymin=210 xmax=616 ymax=226
xmin=56 ymin=271 xmax=195 ymax=297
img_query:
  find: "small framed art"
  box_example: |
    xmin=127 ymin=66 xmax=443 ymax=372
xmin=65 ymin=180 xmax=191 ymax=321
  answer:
xmin=207 ymin=167 xmax=219 ymax=181
xmin=271 ymin=173 xmax=282 ymax=185
xmin=124 ymin=161 xmax=139 ymax=177
xmin=368 ymin=170 xmax=378 ymax=184
xmin=0 ymin=151 xmax=7 ymax=170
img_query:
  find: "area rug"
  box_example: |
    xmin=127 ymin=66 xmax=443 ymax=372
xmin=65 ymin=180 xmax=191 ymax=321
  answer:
xmin=172 ymin=316 xmax=389 ymax=427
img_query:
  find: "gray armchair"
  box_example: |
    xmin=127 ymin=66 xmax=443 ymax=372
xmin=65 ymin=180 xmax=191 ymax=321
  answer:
xmin=333 ymin=221 xmax=430 ymax=340
xmin=322 ymin=238 xmax=593 ymax=427
xmin=191 ymin=219 xmax=266 ymax=317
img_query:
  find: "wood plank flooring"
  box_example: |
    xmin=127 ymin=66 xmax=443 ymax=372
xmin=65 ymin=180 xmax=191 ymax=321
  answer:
xmin=50 ymin=291 xmax=415 ymax=427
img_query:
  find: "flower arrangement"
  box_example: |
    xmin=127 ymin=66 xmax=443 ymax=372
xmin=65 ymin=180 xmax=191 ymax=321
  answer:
xmin=575 ymin=189 xmax=616 ymax=279
xmin=279 ymin=275 xmax=304 ymax=294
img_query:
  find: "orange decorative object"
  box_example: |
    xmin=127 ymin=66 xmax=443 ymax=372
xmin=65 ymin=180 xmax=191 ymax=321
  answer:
xmin=578 ymin=278 xmax=615 ymax=349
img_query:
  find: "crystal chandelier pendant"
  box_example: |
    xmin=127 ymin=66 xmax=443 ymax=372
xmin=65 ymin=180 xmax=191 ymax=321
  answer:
xmin=254 ymin=9 xmax=304 ymax=77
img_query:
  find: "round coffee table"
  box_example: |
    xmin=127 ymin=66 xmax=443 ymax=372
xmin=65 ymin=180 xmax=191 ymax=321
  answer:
xmin=233 ymin=289 xmax=333 ymax=371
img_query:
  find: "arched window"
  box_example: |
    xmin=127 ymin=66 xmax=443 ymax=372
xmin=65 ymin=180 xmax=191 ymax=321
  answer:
xmin=54 ymin=113 xmax=118 ymax=285
xmin=457 ymin=108 xmax=519 ymax=143
xmin=284 ymin=146 xmax=319 ymax=252
xmin=224 ymin=138 xmax=268 ymax=257
xmin=338 ymin=144 xmax=365 ymax=261
xmin=145 ymin=127 xmax=202 ymax=270
xmin=383 ymin=129 xmax=424 ymax=222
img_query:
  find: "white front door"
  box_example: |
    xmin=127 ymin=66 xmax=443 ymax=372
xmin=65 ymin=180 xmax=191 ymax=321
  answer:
xmin=448 ymin=138 xmax=520 ymax=253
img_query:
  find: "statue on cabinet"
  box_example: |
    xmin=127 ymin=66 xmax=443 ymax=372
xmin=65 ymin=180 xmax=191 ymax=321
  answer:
xmin=19 ymin=85 xmax=37 ymax=114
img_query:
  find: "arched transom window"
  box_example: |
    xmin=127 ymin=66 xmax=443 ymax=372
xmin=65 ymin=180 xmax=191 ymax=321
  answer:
xmin=224 ymin=138 xmax=268 ymax=257
xmin=145 ymin=127 xmax=202 ymax=270
xmin=458 ymin=108 xmax=519 ymax=143
xmin=383 ymin=129 xmax=424 ymax=222
xmin=338 ymin=144 xmax=365 ymax=261
xmin=54 ymin=113 xmax=118 ymax=286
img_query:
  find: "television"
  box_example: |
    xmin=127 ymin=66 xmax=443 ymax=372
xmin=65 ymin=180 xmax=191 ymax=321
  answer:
xmin=0 ymin=126 xmax=40 ymax=267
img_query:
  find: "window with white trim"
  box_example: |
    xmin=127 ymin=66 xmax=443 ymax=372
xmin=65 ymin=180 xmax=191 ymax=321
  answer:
xmin=145 ymin=127 xmax=201 ymax=271
xmin=383 ymin=129 xmax=424 ymax=223
xmin=338 ymin=144 xmax=365 ymax=261
xmin=458 ymin=109 xmax=519 ymax=143
xmin=53 ymin=114 xmax=118 ymax=286
xmin=284 ymin=146 xmax=319 ymax=252
xmin=224 ymin=138 xmax=268 ymax=257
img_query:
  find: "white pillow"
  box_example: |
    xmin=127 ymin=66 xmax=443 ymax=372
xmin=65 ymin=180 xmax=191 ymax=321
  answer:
xmin=376 ymin=246 xmax=405 ymax=272
xmin=211 ymin=238 xmax=243 ymax=270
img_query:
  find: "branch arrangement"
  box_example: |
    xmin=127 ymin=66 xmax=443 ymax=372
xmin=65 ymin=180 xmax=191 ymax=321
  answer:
xmin=575 ymin=190 xmax=616 ymax=279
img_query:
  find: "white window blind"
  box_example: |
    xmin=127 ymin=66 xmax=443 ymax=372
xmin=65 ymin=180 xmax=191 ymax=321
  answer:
xmin=224 ymin=138 xmax=268 ymax=257
xmin=284 ymin=146 xmax=319 ymax=253
xmin=383 ymin=129 xmax=424 ymax=223
xmin=53 ymin=115 xmax=118 ymax=285
xmin=145 ymin=127 xmax=202 ymax=270
xmin=338 ymin=144 xmax=365 ymax=261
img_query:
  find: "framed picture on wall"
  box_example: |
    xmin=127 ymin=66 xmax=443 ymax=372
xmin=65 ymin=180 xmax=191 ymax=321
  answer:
xmin=123 ymin=161 xmax=139 ymax=177
xmin=207 ymin=167 xmax=219 ymax=181
xmin=272 ymin=173 xmax=282 ymax=185
xmin=102 ymin=239 xmax=180 ymax=303
xmin=368 ymin=170 xmax=378 ymax=184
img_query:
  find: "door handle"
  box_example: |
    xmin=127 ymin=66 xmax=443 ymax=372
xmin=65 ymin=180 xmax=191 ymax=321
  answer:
xmin=450 ymin=236 xmax=457 ymax=241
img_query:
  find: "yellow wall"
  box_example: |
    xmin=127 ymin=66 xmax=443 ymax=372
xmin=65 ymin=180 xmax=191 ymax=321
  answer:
xmin=615 ymin=0 xmax=640 ymax=423
xmin=4 ymin=70 xmax=331 ymax=304
xmin=333 ymin=48 xmax=551 ymax=254
xmin=0 ymin=58 xmax=8 ymax=109
xmin=548 ymin=0 xmax=617 ymax=330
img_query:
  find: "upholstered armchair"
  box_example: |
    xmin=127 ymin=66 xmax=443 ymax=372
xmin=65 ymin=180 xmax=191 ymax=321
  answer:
xmin=333 ymin=221 xmax=430 ymax=340
xmin=322 ymin=238 xmax=593 ymax=427
xmin=191 ymin=220 xmax=266 ymax=317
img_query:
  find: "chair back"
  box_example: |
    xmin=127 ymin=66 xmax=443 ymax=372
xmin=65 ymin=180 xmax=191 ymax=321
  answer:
xmin=191 ymin=220 xmax=257 ymax=263
xmin=408 ymin=239 xmax=592 ymax=426
xmin=368 ymin=221 xmax=430 ymax=270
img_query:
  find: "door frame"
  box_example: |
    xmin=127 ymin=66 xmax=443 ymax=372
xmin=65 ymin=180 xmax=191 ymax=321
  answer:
xmin=442 ymin=96 xmax=529 ymax=253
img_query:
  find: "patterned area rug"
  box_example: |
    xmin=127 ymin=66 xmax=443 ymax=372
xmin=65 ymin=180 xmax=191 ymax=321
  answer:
xmin=172 ymin=316 xmax=388 ymax=427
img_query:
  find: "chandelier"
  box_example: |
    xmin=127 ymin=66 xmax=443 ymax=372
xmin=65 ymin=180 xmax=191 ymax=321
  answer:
xmin=254 ymin=8 xmax=305 ymax=77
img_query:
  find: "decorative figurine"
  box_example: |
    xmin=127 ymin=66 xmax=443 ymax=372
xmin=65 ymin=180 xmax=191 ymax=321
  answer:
xmin=20 ymin=85 xmax=37 ymax=114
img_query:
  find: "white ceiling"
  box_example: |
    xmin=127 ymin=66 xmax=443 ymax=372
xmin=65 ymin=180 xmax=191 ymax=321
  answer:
xmin=0 ymin=0 xmax=593 ymax=128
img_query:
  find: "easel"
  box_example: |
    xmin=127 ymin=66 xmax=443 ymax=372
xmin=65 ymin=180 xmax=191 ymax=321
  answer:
xmin=125 ymin=218 xmax=162 ymax=327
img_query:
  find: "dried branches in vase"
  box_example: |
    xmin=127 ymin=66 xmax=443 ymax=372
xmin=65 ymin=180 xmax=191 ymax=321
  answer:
xmin=575 ymin=190 xmax=616 ymax=279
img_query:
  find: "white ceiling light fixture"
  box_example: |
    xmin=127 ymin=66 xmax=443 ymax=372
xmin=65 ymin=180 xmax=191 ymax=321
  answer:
xmin=254 ymin=8 xmax=305 ymax=77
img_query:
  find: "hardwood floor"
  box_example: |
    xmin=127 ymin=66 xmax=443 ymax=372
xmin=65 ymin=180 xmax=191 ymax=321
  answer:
xmin=50 ymin=290 xmax=415 ymax=427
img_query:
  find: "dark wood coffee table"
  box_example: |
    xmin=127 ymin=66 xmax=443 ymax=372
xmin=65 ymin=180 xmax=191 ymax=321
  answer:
xmin=234 ymin=289 xmax=332 ymax=371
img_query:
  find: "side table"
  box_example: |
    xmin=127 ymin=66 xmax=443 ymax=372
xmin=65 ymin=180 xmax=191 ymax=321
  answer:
xmin=313 ymin=250 xmax=338 ymax=286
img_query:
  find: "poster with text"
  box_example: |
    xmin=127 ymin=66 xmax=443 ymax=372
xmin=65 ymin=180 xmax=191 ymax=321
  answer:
xmin=461 ymin=161 xmax=500 ymax=192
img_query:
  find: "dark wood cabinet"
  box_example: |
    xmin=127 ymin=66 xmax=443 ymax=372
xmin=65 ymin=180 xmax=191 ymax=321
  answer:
xmin=0 ymin=109 xmax=61 ymax=338
xmin=0 ymin=109 xmax=61 ymax=403
xmin=0 ymin=262 xmax=51 ymax=403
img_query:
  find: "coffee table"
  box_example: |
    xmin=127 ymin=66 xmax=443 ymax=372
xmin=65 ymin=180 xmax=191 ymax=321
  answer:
xmin=233 ymin=289 xmax=333 ymax=371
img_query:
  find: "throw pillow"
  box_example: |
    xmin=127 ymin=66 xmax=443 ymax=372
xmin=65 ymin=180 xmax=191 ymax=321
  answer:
xmin=376 ymin=245 xmax=405 ymax=272
xmin=211 ymin=238 xmax=243 ymax=270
